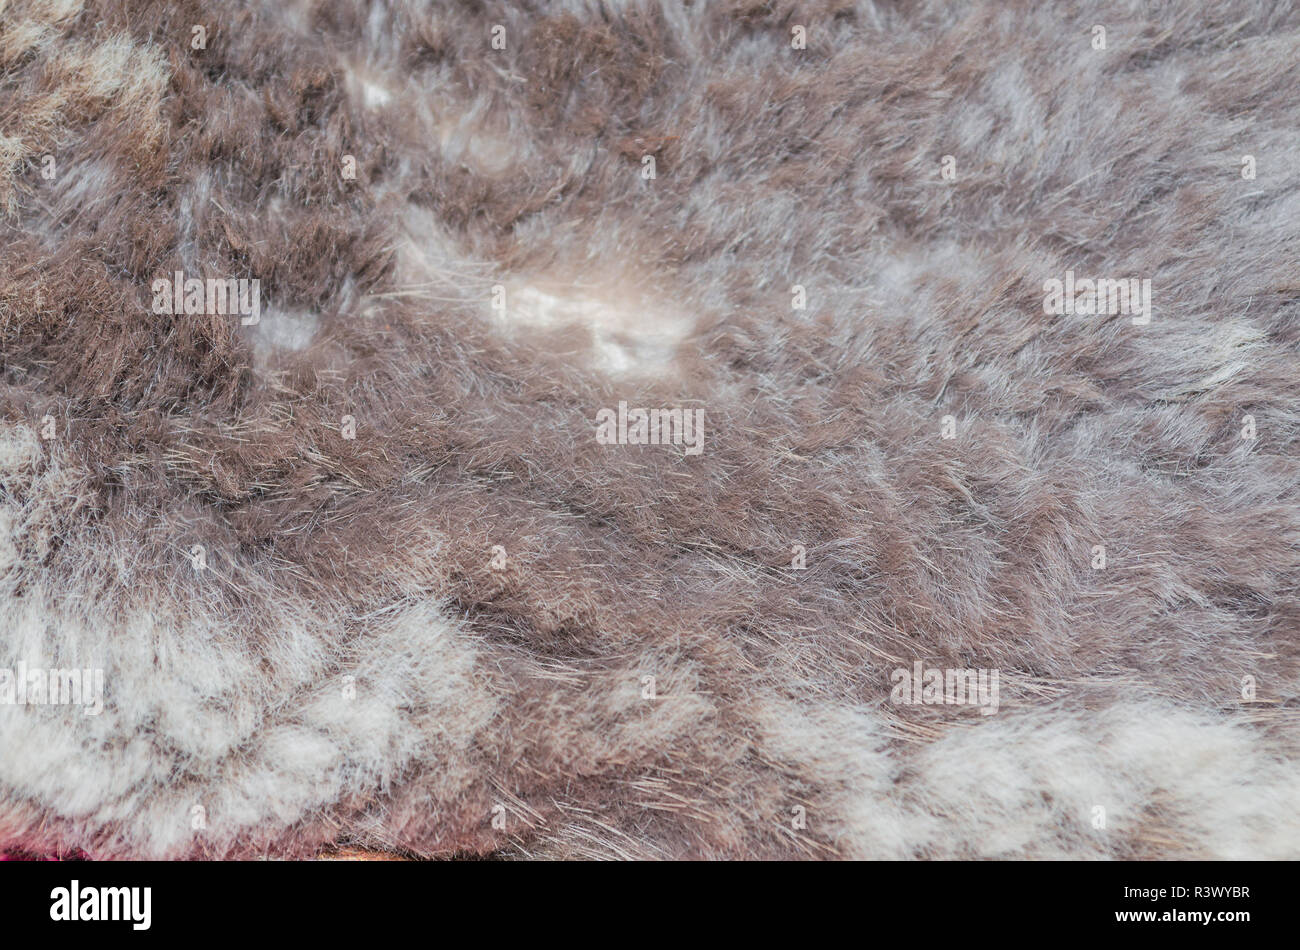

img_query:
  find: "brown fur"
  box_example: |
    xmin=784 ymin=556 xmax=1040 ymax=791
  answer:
xmin=0 ymin=0 xmax=1298 ymax=859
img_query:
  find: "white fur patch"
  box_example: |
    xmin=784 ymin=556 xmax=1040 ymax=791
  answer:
xmin=502 ymin=281 xmax=693 ymax=375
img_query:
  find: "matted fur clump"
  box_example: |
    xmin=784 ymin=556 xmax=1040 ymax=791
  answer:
xmin=0 ymin=0 xmax=1297 ymax=860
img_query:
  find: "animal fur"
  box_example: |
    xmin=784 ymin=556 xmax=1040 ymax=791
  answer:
xmin=0 ymin=0 xmax=1298 ymax=860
